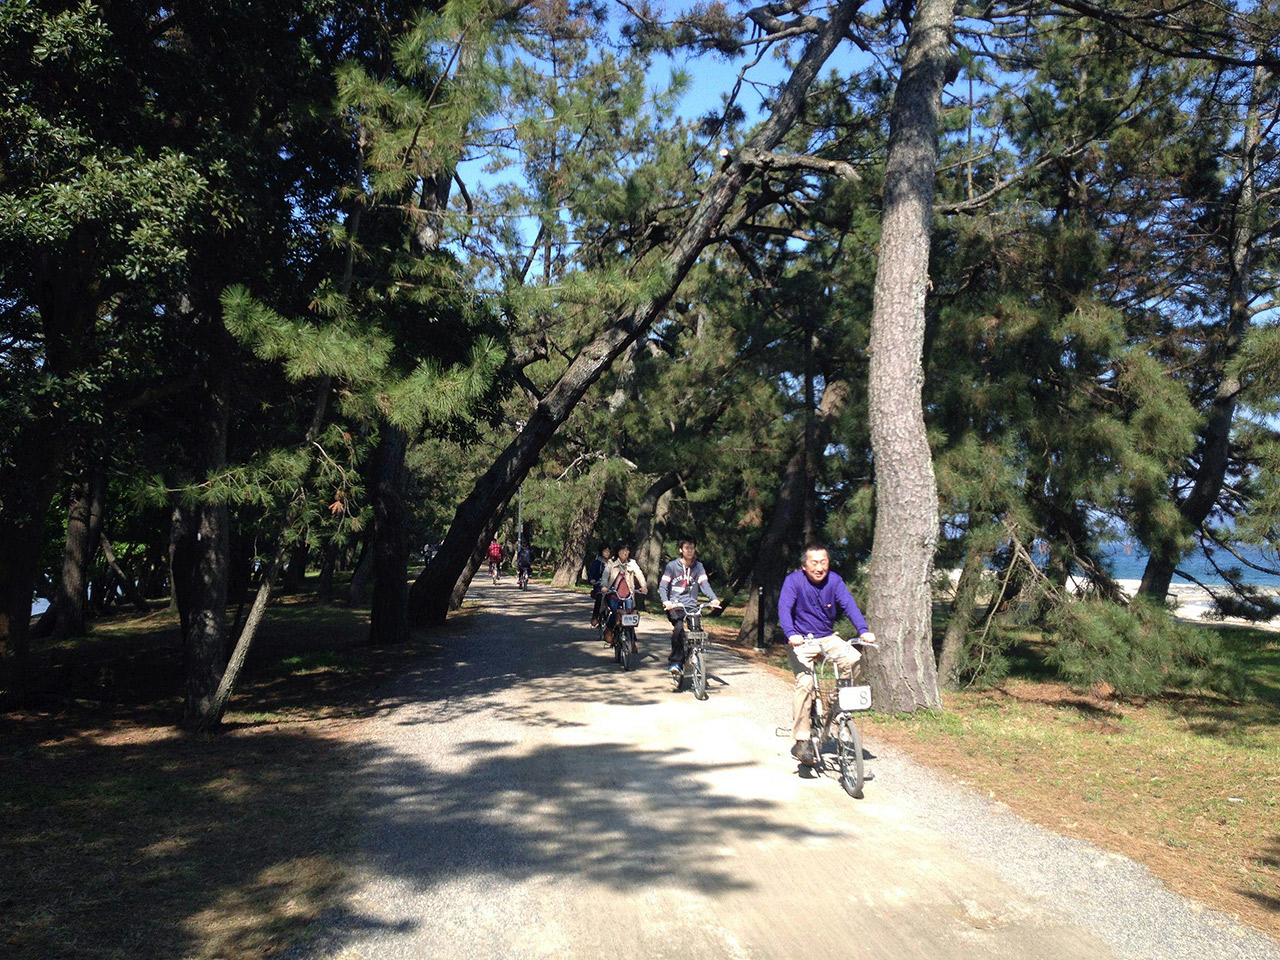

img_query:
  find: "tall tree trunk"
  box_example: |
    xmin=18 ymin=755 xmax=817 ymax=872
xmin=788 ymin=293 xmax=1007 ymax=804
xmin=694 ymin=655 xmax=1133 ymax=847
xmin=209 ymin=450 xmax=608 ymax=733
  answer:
xmin=0 ymin=227 xmax=101 ymax=699
xmin=552 ymin=480 xmax=608 ymax=587
xmin=349 ymin=531 xmax=375 ymax=604
xmin=180 ymin=381 xmax=233 ymax=729
xmin=369 ymin=424 xmax=411 ymax=644
xmin=1138 ymin=66 xmax=1264 ymax=603
xmin=863 ymin=0 xmax=954 ymax=713
xmin=197 ymin=377 xmax=333 ymax=731
xmin=737 ymin=381 xmax=850 ymax=646
xmin=937 ymin=545 xmax=985 ymax=690
xmin=280 ymin=539 xmax=310 ymax=595
xmin=634 ymin=472 xmax=680 ymax=590
xmin=408 ymin=0 xmax=862 ymax=625
xmin=50 ymin=461 xmax=108 ymax=639
xmin=318 ymin=539 xmax=341 ymax=602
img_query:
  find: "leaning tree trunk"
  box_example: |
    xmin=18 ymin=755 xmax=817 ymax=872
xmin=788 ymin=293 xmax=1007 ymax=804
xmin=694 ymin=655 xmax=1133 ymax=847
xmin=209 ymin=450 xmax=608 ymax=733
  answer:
xmin=448 ymin=508 xmax=514 ymax=610
xmin=408 ymin=0 xmax=862 ymax=626
xmin=936 ymin=545 xmax=986 ymax=690
xmin=369 ymin=424 xmax=411 ymax=644
xmin=737 ymin=380 xmax=850 ymax=646
xmin=196 ymin=377 xmax=333 ymax=731
xmin=634 ymin=472 xmax=679 ymax=590
xmin=1138 ymin=66 xmax=1264 ymax=603
xmin=552 ymin=478 xmax=608 ymax=588
xmin=101 ymin=537 xmax=149 ymax=612
xmin=863 ymin=0 xmax=954 ymax=713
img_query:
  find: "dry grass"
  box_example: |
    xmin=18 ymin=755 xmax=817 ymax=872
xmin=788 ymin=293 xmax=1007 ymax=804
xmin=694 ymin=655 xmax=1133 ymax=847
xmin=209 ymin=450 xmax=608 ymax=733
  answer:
xmin=862 ymin=628 xmax=1280 ymax=937
xmin=0 ymin=594 xmax=444 ymax=960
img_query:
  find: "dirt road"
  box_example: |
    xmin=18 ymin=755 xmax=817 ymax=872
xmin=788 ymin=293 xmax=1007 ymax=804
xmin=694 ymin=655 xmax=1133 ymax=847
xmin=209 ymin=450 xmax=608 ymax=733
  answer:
xmin=291 ymin=583 xmax=1279 ymax=960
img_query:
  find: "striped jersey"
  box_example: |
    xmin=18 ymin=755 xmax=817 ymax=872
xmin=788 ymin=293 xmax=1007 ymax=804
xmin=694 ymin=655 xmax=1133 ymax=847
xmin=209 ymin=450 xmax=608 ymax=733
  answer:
xmin=658 ymin=558 xmax=718 ymax=612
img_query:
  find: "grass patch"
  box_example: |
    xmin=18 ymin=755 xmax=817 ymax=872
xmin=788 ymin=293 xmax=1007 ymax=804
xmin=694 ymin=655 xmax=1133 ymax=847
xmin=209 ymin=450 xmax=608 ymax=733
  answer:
xmin=865 ymin=620 xmax=1280 ymax=937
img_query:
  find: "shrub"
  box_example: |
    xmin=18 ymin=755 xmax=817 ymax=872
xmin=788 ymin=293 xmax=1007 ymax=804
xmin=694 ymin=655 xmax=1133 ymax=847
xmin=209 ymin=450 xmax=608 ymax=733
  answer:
xmin=1044 ymin=597 xmax=1243 ymax=698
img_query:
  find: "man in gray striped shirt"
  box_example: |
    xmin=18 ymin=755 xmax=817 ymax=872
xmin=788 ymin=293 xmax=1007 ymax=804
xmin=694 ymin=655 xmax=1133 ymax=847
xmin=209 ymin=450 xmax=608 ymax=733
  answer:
xmin=659 ymin=536 xmax=722 ymax=676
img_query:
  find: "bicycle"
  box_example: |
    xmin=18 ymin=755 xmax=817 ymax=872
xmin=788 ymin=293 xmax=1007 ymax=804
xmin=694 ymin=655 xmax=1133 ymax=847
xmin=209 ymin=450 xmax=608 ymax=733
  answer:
xmin=489 ymin=560 xmax=500 ymax=585
xmin=608 ymin=595 xmax=640 ymax=671
xmin=670 ymin=601 xmax=717 ymax=699
xmin=518 ymin=566 xmax=530 ymax=590
xmin=784 ymin=637 xmax=874 ymax=798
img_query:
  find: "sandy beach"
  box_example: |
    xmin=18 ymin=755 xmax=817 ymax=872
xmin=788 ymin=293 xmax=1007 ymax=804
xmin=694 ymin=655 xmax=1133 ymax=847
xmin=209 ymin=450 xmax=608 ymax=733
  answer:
xmin=1111 ymin=578 xmax=1280 ymax=631
xmin=939 ymin=569 xmax=1280 ymax=632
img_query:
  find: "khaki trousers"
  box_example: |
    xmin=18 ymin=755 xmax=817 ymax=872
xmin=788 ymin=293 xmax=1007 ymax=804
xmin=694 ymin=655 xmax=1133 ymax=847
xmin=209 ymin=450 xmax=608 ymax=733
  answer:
xmin=791 ymin=635 xmax=863 ymax=741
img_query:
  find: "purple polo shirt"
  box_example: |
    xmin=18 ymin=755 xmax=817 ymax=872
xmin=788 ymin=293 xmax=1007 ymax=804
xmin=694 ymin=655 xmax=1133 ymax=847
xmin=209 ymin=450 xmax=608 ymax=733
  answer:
xmin=777 ymin=568 xmax=869 ymax=638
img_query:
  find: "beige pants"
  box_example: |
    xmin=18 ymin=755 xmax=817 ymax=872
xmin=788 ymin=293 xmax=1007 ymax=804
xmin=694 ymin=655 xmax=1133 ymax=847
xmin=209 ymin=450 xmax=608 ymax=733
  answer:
xmin=791 ymin=635 xmax=863 ymax=741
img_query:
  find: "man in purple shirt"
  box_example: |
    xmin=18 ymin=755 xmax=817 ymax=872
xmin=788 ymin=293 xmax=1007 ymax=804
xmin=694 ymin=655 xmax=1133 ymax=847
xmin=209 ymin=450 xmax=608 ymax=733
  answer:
xmin=778 ymin=543 xmax=876 ymax=765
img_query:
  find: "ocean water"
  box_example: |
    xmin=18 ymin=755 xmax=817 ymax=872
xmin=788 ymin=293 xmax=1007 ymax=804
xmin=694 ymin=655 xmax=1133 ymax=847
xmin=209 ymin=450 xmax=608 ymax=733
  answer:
xmin=1097 ymin=541 xmax=1280 ymax=587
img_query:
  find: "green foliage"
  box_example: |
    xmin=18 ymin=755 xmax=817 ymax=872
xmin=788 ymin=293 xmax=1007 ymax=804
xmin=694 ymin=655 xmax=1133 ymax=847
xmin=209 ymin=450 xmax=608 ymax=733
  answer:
xmin=1044 ymin=598 xmax=1244 ymax=699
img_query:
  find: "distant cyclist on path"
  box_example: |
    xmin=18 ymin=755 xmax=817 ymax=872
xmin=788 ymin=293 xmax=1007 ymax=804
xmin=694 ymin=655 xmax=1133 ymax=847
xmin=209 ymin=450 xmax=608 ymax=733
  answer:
xmin=778 ymin=543 xmax=876 ymax=765
xmin=602 ymin=540 xmax=647 ymax=654
xmin=486 ymin=538 xmax=504 ymax=581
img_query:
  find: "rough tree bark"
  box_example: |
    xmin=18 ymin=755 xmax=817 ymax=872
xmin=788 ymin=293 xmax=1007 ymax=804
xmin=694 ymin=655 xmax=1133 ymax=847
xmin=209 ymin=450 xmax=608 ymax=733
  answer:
xmin=35 ymin=461 xmax=107 ymax=640
xmin=1138 ymin=67 xmax=1265 ymax=603
xmin=863 ymin=0 xmax=955 ymax=712
xmin=408 ymin=0 xmax=864 ymax=625
xmin=736 ymin=380 xmax=850 ymax=646
xmin=552 ymin=479 xmax=608 ymax=588
xmin=633 ymin=472 xmax=680 ymax=590
xmin=179 ymin=380 xmax=233 ymax=729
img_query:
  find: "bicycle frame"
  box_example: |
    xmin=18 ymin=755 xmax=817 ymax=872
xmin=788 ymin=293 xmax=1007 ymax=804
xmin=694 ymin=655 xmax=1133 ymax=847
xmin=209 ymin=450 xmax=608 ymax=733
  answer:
xmin=673 ymin=602 xmax=714 ymax=699
xmin=804 ymin=642 xmax=872 ymax=798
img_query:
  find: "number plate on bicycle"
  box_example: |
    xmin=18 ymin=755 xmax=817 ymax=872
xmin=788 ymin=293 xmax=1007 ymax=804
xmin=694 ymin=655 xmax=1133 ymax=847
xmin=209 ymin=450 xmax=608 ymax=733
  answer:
xmin=838 ymin=685 xmax=872 ymax=712
xmin=620 ymin=613 xmax=640 ymax=627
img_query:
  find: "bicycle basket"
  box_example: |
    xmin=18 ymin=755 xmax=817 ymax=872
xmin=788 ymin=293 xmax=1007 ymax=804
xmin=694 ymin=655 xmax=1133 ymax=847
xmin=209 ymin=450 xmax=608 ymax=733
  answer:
xmin=815 ymin=672 xmax=839 ymax=708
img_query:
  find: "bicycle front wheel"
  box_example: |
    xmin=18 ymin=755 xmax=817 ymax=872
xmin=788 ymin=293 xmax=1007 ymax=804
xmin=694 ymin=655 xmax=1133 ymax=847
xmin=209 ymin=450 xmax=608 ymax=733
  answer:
xmin=691 ymin=648 xmax=707 ymax=700
xmin=837 ymin=717 xmax=865 ymax=799
xmin=619 ymin=628 xmax=633 ymax=671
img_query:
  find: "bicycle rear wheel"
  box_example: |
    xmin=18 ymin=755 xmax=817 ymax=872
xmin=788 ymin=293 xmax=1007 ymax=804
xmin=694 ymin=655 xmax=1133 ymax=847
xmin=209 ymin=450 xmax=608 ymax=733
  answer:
xmin=691 ymin=648 xmax=707 ymax=700
xmin=836 ymin=717 xmax=865 ymax=799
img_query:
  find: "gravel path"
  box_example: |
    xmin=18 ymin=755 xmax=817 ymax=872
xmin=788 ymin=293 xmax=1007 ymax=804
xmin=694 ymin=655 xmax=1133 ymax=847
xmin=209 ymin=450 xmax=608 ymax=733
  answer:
xmin=288 ymin=582 xmax=1280 ymax=960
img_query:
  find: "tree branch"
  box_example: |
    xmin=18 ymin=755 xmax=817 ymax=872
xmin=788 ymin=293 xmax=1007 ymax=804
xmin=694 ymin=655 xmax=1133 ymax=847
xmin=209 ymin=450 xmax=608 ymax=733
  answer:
xmin=737 ymin=146 xmax=861 ymax=181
